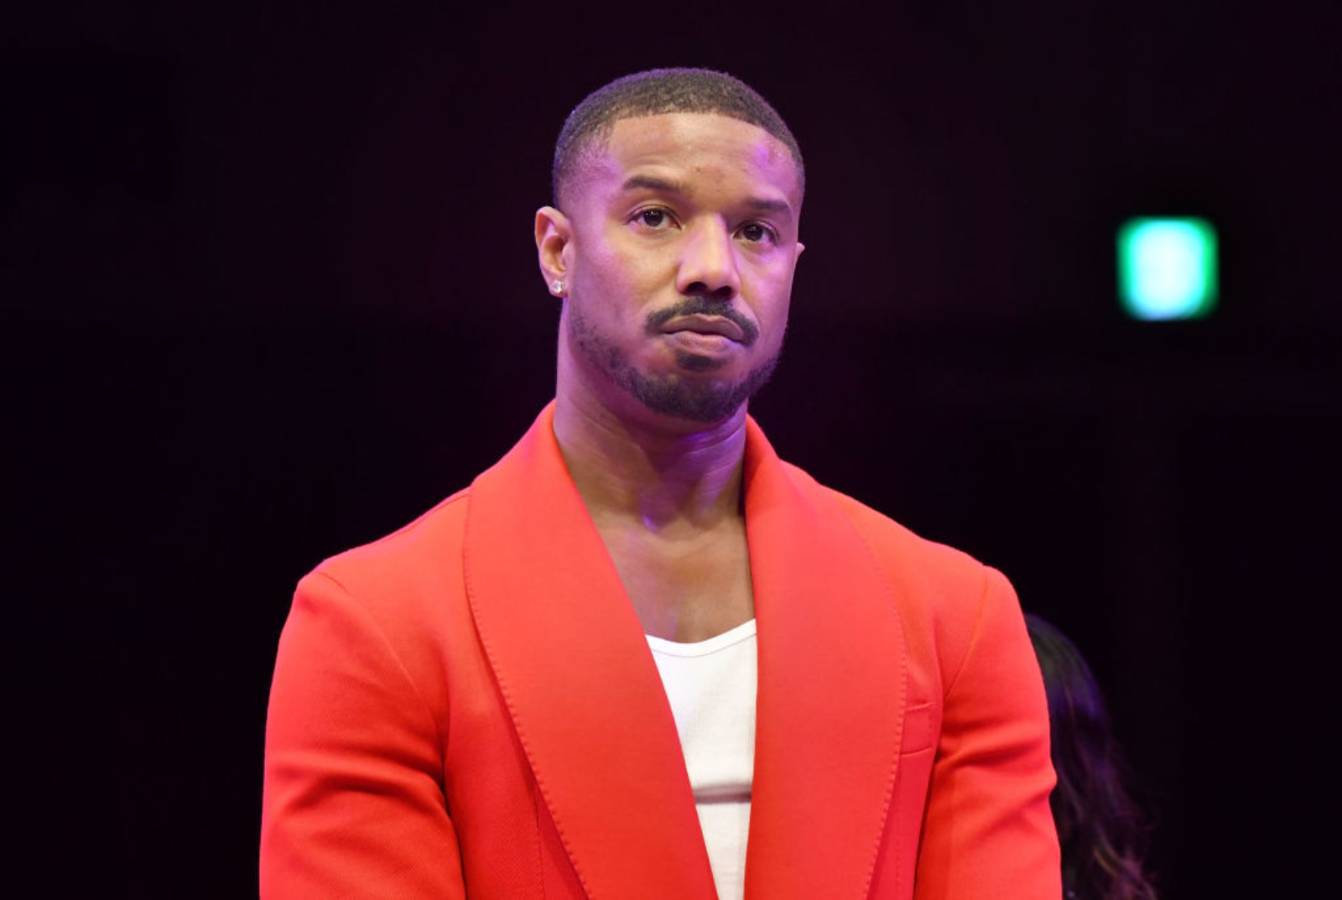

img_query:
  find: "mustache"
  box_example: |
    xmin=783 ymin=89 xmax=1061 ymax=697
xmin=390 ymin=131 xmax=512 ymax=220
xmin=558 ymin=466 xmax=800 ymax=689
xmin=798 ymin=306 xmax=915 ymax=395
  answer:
xmin=644 ymin=297 xmax=760 ymax=346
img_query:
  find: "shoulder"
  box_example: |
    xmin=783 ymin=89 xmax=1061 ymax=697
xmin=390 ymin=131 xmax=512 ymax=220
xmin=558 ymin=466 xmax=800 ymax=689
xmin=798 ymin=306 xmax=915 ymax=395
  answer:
xmin=314 ymin=487 xmax=472 ymax=594
xmin=288 ymin=487 xmax=475 ymax=661
xmin=783 ymin=461 xmax=1018 ymax=691
xmin=784 ymin=460 xmax=990 ymax=592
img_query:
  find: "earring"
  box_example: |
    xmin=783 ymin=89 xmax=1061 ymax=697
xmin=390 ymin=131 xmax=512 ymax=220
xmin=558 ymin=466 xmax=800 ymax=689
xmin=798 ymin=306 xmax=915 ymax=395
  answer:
xmin=551 ymin=279 xmax=565 ymax=295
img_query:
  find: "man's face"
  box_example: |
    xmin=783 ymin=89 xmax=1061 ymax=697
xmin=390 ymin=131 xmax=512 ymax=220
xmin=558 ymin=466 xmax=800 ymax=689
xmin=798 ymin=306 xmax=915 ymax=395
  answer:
xmin=555 ymin=112 xmax=804 ymax=424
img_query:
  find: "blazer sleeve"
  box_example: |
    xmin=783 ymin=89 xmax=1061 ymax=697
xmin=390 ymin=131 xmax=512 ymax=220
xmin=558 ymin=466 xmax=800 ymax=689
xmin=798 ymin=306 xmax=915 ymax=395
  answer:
xmin=260 ymin=570 xmax=466 ymax=898
xmin=913 ymin=566 xmax=1061 ymax=900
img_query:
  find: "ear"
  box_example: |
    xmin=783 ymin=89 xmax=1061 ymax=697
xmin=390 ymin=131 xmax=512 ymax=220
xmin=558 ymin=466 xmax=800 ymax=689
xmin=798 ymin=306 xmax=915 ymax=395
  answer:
xmin=535 ymin=206 xmax=574 ymax=297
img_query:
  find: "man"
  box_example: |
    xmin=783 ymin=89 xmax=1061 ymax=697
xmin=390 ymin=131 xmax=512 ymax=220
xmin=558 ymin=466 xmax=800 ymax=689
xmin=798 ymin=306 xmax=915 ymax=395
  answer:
xmin=261 ymin=68 xmax=1060 ymax=899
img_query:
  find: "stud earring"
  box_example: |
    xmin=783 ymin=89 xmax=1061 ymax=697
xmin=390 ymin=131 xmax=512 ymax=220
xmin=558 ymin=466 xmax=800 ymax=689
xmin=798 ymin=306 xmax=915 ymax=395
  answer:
xmin=551 ymin=279 xmax=565 ymax=294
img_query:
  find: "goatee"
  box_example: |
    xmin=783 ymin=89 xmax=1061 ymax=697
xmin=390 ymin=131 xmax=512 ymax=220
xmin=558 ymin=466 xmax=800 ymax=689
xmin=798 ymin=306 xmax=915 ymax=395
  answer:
xmin=567 ymin=300 xmax=781 ymax=423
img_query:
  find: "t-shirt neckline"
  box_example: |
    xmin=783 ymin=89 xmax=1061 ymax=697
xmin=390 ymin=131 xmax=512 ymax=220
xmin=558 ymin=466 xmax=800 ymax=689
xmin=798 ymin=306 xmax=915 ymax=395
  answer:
xmin=645 ymin=619 xmax=758 ymax=657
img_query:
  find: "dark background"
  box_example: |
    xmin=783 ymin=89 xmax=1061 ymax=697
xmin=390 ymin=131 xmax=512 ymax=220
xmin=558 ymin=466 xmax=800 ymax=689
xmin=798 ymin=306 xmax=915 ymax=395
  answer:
xmin=7 ymin=2 xmax=1339 ymax=896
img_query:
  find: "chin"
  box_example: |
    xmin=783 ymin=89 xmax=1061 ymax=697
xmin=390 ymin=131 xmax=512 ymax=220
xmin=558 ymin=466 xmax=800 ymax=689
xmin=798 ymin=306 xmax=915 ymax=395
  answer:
xmin=625 ymin=355 xmax=778 ymax=425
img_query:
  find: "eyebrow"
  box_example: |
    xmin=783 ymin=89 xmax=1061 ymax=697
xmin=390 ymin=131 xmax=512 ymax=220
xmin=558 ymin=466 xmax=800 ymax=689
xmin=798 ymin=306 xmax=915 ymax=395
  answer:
xmin=619 ymin=174 xmax=793 ymax=220
xmin=621 ymin=174 xmax=685 ymax=195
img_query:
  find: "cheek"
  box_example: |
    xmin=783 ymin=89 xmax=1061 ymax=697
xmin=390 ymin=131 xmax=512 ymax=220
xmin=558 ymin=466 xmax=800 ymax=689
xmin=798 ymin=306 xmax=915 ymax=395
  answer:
xmin=577 ymin=233 xmax=667 ymax=305
xmin=761 ymin=306 xmax=791 ymax=358
xmin=744 ymin=258 xmax=796 ymax=328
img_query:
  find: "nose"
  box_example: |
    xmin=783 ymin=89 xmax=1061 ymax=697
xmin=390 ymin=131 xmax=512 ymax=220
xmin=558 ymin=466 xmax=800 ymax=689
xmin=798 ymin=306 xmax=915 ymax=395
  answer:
xmin=675 ymin=218 xmax=740 ymax=302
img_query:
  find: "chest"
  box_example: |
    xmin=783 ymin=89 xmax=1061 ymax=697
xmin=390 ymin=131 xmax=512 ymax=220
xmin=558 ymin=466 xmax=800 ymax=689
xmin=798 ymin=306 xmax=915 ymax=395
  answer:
xmin=597 ymin=521 xmax=755 ymax=642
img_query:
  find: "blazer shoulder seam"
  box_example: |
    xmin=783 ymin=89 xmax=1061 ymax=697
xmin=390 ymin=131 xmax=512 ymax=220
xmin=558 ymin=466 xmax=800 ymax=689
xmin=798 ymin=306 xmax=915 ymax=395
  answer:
xmin=306 ymin=568 xmax=451 ymax=757
xmin=940 ymin=562 xmax=993 ymax=700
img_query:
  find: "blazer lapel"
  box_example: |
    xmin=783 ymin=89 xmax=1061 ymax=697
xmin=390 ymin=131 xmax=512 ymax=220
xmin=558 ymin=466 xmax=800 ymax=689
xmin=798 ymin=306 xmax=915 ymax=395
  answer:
xmin=463 ymin=404 xmax=717 ymax=900
xmin=742 ymin=419 xmax=910 ymax=900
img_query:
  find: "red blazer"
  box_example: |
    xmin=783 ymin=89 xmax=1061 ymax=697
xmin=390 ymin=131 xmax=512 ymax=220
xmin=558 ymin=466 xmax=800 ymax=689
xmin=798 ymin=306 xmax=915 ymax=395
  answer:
xmin=261 ymin=404 xmax=1060 ymax=899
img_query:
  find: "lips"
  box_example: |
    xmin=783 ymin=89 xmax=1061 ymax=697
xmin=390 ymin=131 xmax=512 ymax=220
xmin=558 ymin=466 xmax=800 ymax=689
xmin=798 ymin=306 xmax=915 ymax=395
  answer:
xmin=658 ymin=313 xmax=747 ymax=343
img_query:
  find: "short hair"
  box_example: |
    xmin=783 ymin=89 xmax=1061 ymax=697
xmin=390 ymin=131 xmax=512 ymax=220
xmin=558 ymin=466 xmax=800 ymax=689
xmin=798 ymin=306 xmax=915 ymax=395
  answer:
xmin=551 ymin=67 xmax=804 ymax=209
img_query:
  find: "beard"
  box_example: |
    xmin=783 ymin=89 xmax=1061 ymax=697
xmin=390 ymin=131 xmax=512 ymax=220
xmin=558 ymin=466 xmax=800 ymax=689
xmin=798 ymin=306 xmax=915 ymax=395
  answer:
xmin=567 ymin=298 xmax=782 ymax=424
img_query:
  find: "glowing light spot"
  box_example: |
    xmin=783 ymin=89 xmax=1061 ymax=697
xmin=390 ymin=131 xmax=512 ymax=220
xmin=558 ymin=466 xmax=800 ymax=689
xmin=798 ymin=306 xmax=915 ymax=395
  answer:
xmin=1118 ymin=218 xmax=1218 ymax=320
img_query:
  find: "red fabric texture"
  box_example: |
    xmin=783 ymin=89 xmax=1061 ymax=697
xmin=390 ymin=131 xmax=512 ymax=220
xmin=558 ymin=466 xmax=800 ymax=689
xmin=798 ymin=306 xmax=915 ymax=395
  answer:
xmin=261 ymin=403 xmax=1060 ymax=898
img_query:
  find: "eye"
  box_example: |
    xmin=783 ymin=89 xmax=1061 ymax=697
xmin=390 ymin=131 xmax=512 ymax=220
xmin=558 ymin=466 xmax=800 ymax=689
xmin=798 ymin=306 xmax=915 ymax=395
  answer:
xmin=738 ymin=222 xmax=778 ymax=245
xmin=632 ymin=207 xmax=676 ymax=230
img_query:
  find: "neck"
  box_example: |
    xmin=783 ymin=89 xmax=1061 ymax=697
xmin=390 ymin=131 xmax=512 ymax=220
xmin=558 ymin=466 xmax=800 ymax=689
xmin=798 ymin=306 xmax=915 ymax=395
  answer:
xmin=552 ymin=386 xmax=748 ymax=533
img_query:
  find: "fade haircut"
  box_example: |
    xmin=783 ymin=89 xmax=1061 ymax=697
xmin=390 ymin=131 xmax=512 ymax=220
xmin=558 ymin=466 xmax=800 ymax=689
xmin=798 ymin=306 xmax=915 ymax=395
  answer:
xmin=551 ymin=67 xmax=804 ymax=209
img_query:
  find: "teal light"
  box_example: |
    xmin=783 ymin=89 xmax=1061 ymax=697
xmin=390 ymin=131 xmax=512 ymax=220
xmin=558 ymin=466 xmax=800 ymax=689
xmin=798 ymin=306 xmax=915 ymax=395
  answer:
xmin=1118 ymin=218 xmax=1218 ymax=320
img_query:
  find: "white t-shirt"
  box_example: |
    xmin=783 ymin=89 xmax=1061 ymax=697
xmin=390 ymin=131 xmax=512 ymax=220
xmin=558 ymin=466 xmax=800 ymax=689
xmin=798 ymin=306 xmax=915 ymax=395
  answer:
xmin=646 ymin=620 xmax=758 ymax=900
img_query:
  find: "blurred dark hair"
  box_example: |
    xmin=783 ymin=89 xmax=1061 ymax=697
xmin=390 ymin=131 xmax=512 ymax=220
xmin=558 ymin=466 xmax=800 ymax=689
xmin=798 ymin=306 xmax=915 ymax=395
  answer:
xmin=551 ymin=67 xmax=804 ymax=209
xmin=1026 ymin=614 xmax=1158 ymax=900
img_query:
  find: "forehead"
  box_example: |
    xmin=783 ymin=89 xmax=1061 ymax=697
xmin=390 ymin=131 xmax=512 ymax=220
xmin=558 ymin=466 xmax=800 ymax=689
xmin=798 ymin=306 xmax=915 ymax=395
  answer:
xmin=581 ymin=112 xmax=801 ymax=202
